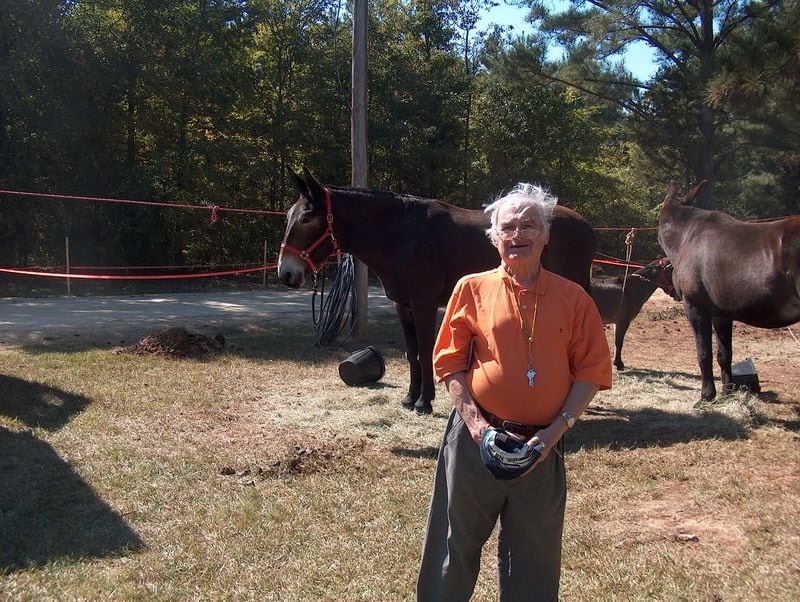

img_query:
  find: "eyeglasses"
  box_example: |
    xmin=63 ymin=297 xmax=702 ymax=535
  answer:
xmin=496 ymin=224 xmax=541 ymax=240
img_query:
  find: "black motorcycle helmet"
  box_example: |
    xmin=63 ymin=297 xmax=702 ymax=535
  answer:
xmin=480 ymin=427 xmax=543 ymax=480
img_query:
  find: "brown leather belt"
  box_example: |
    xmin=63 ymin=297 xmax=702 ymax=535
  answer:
xmin=483 ymin=411 xmax=544 ymax=438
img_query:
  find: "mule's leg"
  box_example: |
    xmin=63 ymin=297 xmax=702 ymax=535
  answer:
xmin=395 ymin=302 xmax=421 ymax=410
xmin=684 ymin=303 xmax=716 ymax=401
xmin=613 ymin=315 xmax=632 ymax=371
xmin=411 ymin=302 xmax=439 ymax=415
xmin=713 ymin=317 xmax=734 ymax=396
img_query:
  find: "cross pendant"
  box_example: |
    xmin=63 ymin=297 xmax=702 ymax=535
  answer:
xmin=527 ymin=368 xmax=536 ymax=387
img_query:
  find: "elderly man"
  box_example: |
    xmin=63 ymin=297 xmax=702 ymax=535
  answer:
xmin=416 ymin=183 xmax=612 ymax=601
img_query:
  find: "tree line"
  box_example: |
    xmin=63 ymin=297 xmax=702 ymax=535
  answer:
xmin=0 ymin=0 xmax=796 ymax=275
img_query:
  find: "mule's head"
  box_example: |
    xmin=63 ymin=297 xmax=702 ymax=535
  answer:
xmin=659 ymin=180 xmax=708 ymax=255
xmin=277 ymin=166 xmax=335 ymax=288
xmin=636 ymin=257 xmax=678 ymax=300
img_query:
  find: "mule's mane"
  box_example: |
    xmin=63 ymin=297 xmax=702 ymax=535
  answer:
xmin=329 ymin=185 xmax=471 ymax=211
xmin=669 ymin=201 xmax=765 ymax=227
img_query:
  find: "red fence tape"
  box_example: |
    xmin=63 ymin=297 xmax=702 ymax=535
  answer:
xmin=1 ymin=187 xmax=666 ymax=276
xmin=593 ymin=258 xmax=646 ymax=269
xmin=0 ymin=265 xmax=277 ymax=280
xmin=0 ymin=189 xmax=286 ymax=219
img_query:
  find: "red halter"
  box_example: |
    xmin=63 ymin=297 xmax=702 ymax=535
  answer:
xmin=656 ymin=259 xmax=679 ymax=300
xmin=280 ymin=187 xmax=339 ymax=275
xmin=636 ymin=258 xmax=678 ymax=300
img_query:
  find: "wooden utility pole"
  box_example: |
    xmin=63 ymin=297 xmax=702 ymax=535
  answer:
xmin=351 ymin=0 xmax=369 ymax=338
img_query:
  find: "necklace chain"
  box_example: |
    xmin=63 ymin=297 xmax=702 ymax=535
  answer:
xmin=507 ymin=274 xmax=540 ymax=387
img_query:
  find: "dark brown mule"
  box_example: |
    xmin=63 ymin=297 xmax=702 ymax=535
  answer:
xmin=592 ymin=258 xmax=675 ymax=370
xmin=658 ymin=181 xmax=800 ymax=401
xmin=278 ymin=167 xmax=596 ymax=414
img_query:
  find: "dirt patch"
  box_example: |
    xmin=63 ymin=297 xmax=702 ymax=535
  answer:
xmin=117 ymin=327 xmax=226 ymax=359
xmin=609 ymin=485 xmax=748 ymax=564
xmin=218 ymin=437 xmax=369 ymax=482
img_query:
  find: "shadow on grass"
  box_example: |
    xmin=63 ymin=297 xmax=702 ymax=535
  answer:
xmin=777 ymin=418 xmax=800 ymax=432
xmin=390 ymin=446 xmax=440 ymax=460
xmin=389 ymin=405 xmax=753 ymax=460
xmin=568 ymin=405 xmax=752 ymax=453
xmin=573 ymin=367 xmax=766 ymax=450
xmin=767 ymin=393 xmax=800 ymax=433
xmin=621 ymin=367 xmax=792 ymax=408
xmin=392 ymin=365 xmax=761 ymax=458
xmin=0 ymin=427 xmax=145 ymax=573
xmin=0 ymin=374 xmax=91 ymax=431
xmin=13 ymin=314 xmax=409 ymax=363
xmin=618 ymin=367 xmax=702 ymax=386
xmin=218 ymin=316 xmax=409 ymax=362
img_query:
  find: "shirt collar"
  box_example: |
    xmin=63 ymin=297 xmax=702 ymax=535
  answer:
xmin=494 ymin=265 xmax=551 ymax=295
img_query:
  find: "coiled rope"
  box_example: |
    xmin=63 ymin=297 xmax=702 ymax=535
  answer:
xmin=312 ymin=254 xmax=359 ymax=348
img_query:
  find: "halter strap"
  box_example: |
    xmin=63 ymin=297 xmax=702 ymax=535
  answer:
xmin=280 ymin=187 xmax=339 ymax=274
xmin=632 ymin=258 xmax=678 ymax=300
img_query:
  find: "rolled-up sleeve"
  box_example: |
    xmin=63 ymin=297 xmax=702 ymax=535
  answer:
xmin=433 ymin=277 xmax=476 ymax=382
xmin=569 ymin=294 xmax=613 ymax=390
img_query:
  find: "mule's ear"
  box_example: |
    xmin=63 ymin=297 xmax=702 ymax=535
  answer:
xmin=301 ymin=165 xmax=326 ymax=208
xmin=664 ymin=180 xmax=679 ymax=203
xmin=288 ymin=165 xmax=313 ymax=201
xmin=682 ymin=180 xmax=707 ymax=206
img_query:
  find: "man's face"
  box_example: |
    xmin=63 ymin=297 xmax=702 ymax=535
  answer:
xmin=494 ymin=202 xmax=549 ymax=265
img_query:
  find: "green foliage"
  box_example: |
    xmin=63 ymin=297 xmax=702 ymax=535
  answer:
xmin=523 ymin=0 xmax=782 ymax=209
xmin=709 ymin=0 xmax=800 ymax=218
xmin=368 ymin=1 xmax=468 ymax=199
xmin=0 ymin=0 xmax=795 ymax=280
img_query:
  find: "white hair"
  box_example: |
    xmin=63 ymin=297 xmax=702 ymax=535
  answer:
xmin=484 ymin=183 xmax=558 ymax=242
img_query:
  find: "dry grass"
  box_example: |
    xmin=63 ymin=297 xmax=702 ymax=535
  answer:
xmin=1 ymin=314 xmax=798 ymax=601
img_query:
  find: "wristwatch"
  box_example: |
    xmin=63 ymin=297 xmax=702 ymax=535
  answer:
xmin=560 ymin=411 xmax=576 ymax=429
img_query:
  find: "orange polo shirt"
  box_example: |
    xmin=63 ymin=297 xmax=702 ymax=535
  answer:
xmin=433 ymin=267 xmax=612 ymax=425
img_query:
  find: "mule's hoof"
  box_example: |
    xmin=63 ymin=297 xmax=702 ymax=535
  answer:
xmin=400 ymin=397 xmax=416 ymax=411
xmin=414 ymin=400 xmax=433 ymax=415
xmin=693 ymin=395 xmax=717 ymax=408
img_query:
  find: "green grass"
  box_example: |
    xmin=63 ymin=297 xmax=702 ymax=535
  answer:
xmin=1 ymin=317 xmax=798 ymax=601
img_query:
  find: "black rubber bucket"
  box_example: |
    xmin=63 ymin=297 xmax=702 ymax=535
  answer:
xmin=338 ymin=346 xmax=385 ymax=386
xmin=730 ymin=357 xmax=760 ymax=393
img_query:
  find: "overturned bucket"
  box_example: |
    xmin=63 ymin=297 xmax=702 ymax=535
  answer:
xmin=338 ymin=346 xmax=385 ymax=386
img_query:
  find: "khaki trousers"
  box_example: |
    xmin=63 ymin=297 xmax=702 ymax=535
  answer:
xmin=417 ymin=410 xmax=566 ymax=602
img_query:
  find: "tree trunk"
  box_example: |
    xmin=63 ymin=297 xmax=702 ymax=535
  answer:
xmin=696 ymin=0 xmax=717 ymax=209
xmin=177 ymin=97 xmax=189 ymax=190
xmin=126 ymin=73 xmax=136 ymax=167
xmin=351 ymin=0 xmax=369 ymax=339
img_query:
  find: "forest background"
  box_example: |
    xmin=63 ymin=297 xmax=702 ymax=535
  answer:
xmin=0 ymin=0 xmax=797 ymax=278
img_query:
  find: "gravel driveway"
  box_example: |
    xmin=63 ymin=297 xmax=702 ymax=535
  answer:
xmin=0 ymin=287 xmax=395 ymax=348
